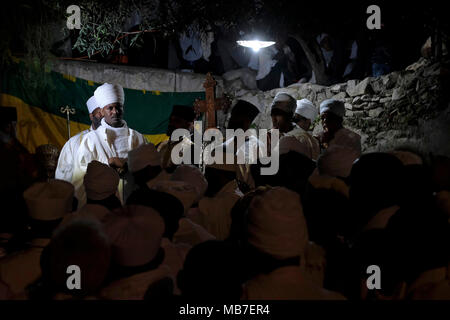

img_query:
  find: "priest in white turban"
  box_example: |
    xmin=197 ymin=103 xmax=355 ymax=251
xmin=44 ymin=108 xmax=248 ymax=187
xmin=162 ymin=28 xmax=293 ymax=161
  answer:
xmin=316 ymin=99 xmax=361 ymax=155
xmin=73 ymin=83 xmax=147 ymax=207
xmin=281 ymin=98 xmax=320 ymax=160
xmin=55 ymin=95 xmax=103 ymax=182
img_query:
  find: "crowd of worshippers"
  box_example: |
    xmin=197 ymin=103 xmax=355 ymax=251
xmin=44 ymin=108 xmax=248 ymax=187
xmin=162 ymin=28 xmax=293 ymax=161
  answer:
xmin=0 ymin=82 xmax=449 ymax=300
xmin=123 ymin=23 xmax=395 ymax=89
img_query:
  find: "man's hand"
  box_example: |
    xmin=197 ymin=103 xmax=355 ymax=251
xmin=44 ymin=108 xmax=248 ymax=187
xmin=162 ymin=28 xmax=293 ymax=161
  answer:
xmin=108 ymin=157 xmax=128 ymax=176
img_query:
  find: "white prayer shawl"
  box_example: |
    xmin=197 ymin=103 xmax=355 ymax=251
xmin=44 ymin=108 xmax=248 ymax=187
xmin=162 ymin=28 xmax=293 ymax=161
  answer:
xmin=284 ymin=126 xmax=321 ymax=160
xmin=55 ymin=127 xmax=92 ymax=182
xmin=73 ymin=119 xmax=146 ymax=206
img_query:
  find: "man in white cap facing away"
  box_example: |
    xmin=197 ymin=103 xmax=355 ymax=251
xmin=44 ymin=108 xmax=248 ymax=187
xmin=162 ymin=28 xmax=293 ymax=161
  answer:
xmin=73 ymin=83 xmax=147 ymax=207
xmin=282 ymin=98 xmax=320 ymax=160
xmin=0 ymin=179 xmax=74 ymax=299
xmin=55 ymin=95 xmax=103 ymax=182
xmin=317 ymin=99 xmax=361 ymax=155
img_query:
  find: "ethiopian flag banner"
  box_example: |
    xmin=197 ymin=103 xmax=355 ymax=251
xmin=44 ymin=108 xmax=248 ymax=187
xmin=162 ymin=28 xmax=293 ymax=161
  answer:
xmin=0 ymin=60 xmax=205 ymax=153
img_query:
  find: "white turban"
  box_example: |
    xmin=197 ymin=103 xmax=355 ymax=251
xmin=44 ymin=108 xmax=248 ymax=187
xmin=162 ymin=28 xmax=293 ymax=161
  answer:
xmin=247 ymin=187 xmax=309 ymax=259
xmin=104 ymin=205 xmax=165 ymax=267
xmin=318 ymin=145 xmax=359 ymax=178
xmin=319 ymin=99 xmax=345 ymax=118
xmin=271 ymin=92 xmax=296 ymax=116
xmin=83 ymin=160 xmax=120 ymax=200
xmin=149 ymin=180 xmax=198 ymax=213
xmin=295 ymin=99 xmax=317 ymax=122
xmin=170 ymin=165 xmax=208 ymax=202
xmin=128 ymin=143 xmax=160 ymax=173
xmin=23 ymin=179 xmax=74 ymax=221
xmin=86 ymin=95 xmax=101 ymax=114
xmin=94 ymin=83 xmax=125 ymax=108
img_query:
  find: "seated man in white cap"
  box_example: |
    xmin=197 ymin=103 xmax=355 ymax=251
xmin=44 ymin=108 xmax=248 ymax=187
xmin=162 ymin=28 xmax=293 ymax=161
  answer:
xmin=0 ymin=180 xmax=74 ymax=299
xmin=128 ymin=143 xmax=171 ymax=190
xmin=83 ymin=160 xmax=121 ymax=211
xmin=241 ymin=187 xmax=346 ymax=300
xmin=316 ymin=99 xmax=361 ymax=155
xmin=99 ymin=205 xmax=173 ymax=300
xmin=55 ymin=95 xmax=103 ymax=182
xmin=282 ymin=98 xmax=320 ymax=160
xmin=39 ymin=218 xmax=111 ymax=299
xmin=73 ymin=83 xmax=147 ymax=207
xmin=270 ymin=92 xmax=297 ymax=136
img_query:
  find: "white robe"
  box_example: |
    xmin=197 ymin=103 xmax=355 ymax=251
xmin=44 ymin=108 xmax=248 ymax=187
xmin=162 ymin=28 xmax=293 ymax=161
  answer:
xmin=55 ymin=126 xmax=93 ymax=182
xmin=73 ymin=118 xmax=147 ymax=206
xmin=284 ymin=126 xmax=321 ymax=160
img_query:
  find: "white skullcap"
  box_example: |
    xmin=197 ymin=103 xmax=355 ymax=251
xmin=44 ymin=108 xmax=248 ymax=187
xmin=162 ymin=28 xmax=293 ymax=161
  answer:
xmin=278 ymin=135 xmax=310 ymax=158
xmin=318 ymin=145 xmax=359 ymax=178
xmin=319 ymin=99 xmax=346 ymax=118
xmin=86 ymin=95 xmax=101 ymax=114
xmin=104 ymin=205 xmax=165 ymax=267
xmin=170 ymin=165 xmax=208 ymax=202
xmin=295 ymin=99 xmax=318 ymax=122
xmin=271 ymin=92 xmax=296 ymax=116
xmin=247 ymin=187 xmax=309 ymax=259
xmin=128 ymin=143 xmax=160 ymax=173
xmin=94 ymin=83 xmax=125 ymax=108
xmin=84 ymin=160 xmax=120 ymax=200
xmin=149 ymin=180 xmax=198 ymax=213
xmin=23 ymin=179 xmax=74 ymax=221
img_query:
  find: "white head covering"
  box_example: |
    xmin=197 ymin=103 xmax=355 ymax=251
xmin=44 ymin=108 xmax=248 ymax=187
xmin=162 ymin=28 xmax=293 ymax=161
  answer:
xmin=23 ymin=179 xmax=74 ymax=221
xmin=271 ymin=92 xmax=297 ymax=117
xmin=86 ymin=95 xmax=101 ymax=114
xmin=170 ymin=165 xmax=208 ymax=202
xmin=83 ymin=160 xmax=120 ymax=200
xmin=389 ymin=150 xmax=423 ymax=166
xmin=319 ymin=99 xmax=345 ymax=118
xmin=94 ymin=83 xmax=125 ymax=108
xmin=104 ymin=205 xmax=165 ymax=267
xmin=318 ymin=145 xmax=359 ymax=178
xmin=128 ymin=143 xmax=161 ymax=173
xmin=247 ymin=187 xmax=309 ymax=259
xmin=295 ymin=99 xmax=317 ymax=122
xmin=149 ymin=180 xmax=198 ymax=213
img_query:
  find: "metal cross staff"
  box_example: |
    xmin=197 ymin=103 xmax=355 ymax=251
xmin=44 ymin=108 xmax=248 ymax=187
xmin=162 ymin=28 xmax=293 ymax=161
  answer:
xmin=60 ymin=105 xmax=76 ymax=139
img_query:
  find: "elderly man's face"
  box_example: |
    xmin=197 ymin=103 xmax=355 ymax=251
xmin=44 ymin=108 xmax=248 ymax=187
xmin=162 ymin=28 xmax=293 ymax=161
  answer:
xmin=101 ymin=103 xmax=123 ymax=128
xmin=89 ymin=107 xmax=103 ymax=130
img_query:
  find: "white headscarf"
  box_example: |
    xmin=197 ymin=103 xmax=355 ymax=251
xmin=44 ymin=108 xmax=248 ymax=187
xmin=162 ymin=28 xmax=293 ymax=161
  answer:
xmin=295 ymin=99 xmax=318 ymax=122
xmin=319 ymin=99 xmax=345 ymax=118
xmin=83 ymin=160 xmax=120 ymax=200
xmin=86 ymin=95 xmax=101 ymax=114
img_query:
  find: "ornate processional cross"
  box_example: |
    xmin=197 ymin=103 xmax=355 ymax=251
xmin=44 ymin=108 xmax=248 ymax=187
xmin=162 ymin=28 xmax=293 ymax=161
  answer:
xmin=193 ymin=72 xmax=230 ymax=129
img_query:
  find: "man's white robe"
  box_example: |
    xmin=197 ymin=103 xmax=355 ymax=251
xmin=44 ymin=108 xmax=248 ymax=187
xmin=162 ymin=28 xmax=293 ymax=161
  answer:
xmin=55 ymin=126 xmax=93 ymax=182
xmin=73 ymin=119 xmax=146 ymax=206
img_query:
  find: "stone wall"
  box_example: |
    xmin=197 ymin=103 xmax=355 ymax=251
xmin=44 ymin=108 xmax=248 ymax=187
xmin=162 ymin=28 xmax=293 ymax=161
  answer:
xmin=224 ymin=57 xmax=450 ymax=157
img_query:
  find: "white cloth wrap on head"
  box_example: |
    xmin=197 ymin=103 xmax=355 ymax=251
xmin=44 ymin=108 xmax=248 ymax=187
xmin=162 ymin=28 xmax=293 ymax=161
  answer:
xmin=104 ymin=205 xmax=165 ymax=267
xmin=86 ymin=95 xmax=101 ymax=114
xmin=149 ymin=180 xmax=199 ymax=213
xmin=170 ymin=165 xmax=208 ymax=202
xmin=319 ymin=99 xmax=345 ymax=118
xmin=318 ymin=145 xmax=359 ymax=178
xmin=247 ymin=187 xmax=309 ymax=259
xmin=271 ymin=92 xmax=297 ymax=116
xmin=94 ymin=83 xmax=125 ymax=108
xmin=83 ymin=160 xmax=120 ymax=200
xmin=128 ymin=143 xmax=160 ymax=173
xmin=295 ymin=99 xmax=318 ymax=122
xmin=23 ymin=179 xmax=74 ymax=221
